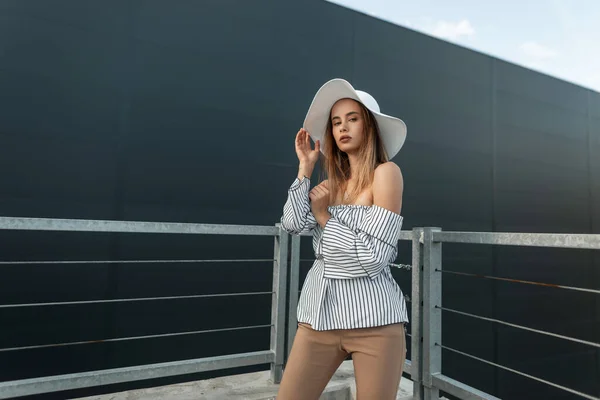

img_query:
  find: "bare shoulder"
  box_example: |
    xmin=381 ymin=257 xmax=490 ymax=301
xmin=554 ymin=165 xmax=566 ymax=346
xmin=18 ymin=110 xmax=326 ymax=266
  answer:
xmin=372 ymin=162 xmax=403 ymax=214
xmin=374 ymin=162 xmax=403 ymax=188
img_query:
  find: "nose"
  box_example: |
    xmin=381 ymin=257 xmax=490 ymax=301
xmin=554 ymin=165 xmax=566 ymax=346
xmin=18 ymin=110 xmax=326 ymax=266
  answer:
xmin=339 ymin=122 xmax=348 ymax=132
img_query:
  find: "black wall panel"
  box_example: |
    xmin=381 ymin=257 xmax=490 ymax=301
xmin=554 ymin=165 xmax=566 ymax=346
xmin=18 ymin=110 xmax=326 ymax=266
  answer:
xmin=0 ymin=1 xmax=598 ymax=399
xmin=493 ymin=61 xmax=598 ymax=398
xmin=590 ymin=91 xmax=600 ymax=400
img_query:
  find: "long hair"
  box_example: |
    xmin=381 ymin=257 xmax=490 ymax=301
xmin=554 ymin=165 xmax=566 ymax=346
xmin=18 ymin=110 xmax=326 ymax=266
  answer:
xmin=320 ymin=100 xmax=389 ymax=204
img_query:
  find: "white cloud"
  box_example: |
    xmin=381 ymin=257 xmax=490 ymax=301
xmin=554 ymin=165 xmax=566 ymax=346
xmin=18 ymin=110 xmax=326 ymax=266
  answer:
xmin=430 ymin=19 xmax=475 ymax=40
xmin=401 ymin=18 xmax=476 ymax=43
xmin=517 ymin=41 xmax=560 ymax=73
xmin=519 ymin=41 xmax=559 ymax=59
xmin=328 ymin=0 xmax=600 ymax=92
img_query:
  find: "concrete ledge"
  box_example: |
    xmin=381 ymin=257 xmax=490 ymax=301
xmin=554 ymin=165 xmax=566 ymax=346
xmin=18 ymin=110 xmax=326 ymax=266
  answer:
xmin=75 ymin=360 xmax=416 ymax=400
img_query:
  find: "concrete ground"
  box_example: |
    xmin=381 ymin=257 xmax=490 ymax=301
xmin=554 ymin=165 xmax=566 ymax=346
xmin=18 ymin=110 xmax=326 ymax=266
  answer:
xmin=74 ymin=360 xmax=417 ymax=400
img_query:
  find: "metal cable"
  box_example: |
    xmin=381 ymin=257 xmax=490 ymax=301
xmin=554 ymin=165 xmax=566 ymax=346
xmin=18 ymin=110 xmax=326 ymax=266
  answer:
xmin=438 ymin=306 xmax=600 ymax=349
xmin=0 ymin=259 xmax=275 ymax=265
xmin=438 ymin=269 xmax=600 ymax=295
xmin=0 ymin=324 xmax=272 ymax=353
xmin=0 ymin=291 xmax=273 ymax=309
xmin=437 ymin=343 xmax=599 ymax=400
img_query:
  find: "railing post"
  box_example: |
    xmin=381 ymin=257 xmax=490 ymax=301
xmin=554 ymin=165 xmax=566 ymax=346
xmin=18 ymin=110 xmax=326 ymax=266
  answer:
xmin=422 ymin=227 xmax=442 ymax=400
xmin=411 ymin=227 xmax=425 ymax=400
xmin=270 ymin=224 xmax=289 ymax=383
xmin=287 ymin=235 xmax=301 ymax=360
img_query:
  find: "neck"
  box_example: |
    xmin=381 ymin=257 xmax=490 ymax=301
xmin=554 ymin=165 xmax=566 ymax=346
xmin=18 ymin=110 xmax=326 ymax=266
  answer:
xmin=346 ymin=152 xmax=360 ymax=183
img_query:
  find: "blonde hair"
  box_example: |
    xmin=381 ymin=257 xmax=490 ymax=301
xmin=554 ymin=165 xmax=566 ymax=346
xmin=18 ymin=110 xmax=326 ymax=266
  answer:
xmin=320 ymin=100 xmax=389 ymax=204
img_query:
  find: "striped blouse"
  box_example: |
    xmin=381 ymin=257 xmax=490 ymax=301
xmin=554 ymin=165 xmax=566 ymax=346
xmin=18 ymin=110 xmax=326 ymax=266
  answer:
xmin=280 ymin=176 xmax=409 ymax=331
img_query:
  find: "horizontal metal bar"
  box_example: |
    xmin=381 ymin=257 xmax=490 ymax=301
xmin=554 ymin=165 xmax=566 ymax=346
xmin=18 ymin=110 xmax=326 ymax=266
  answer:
xmin=398 ymin=231 xmax=412 ymax=241
xmin=438 ymin=269 xmax=600 ymax=295
xmin=0 ymin=291 xmax=273 ymax=309
xmin=0 ymin=216 xmax=279 ymax=236
xmin=0 ymin=259 xmax=275 ymax=265
xmin=0 ymin=324 xmax=272 ymax=353
xmin=431 ymin=374 xmax=500 ymax=400
xmin=300 ymin=230 xmax=413 ymax=241
xmin=438 ymin=306 xmax=600 ymax=349
xmin=389 ymin=263 xmax=412 ymax=270
xmin=438 ymin=344 xmax=600 ymax=400
xmin=403 ymin=359 xmax=412 ymax=376
xmin=433 ymin=231 xmax=600 ymax=250
xmin=0 ymin=350 xmax=274 ymax=399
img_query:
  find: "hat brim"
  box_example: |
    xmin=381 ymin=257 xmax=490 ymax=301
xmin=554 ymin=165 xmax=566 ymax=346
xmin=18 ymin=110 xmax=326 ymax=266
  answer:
xmin=302 ymin=79 xmax=407 ymax=159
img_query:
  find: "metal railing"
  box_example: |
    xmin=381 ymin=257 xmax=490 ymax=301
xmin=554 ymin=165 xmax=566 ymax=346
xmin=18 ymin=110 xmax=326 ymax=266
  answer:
xmin=0 ymin=216 xmax=289 ymax=399
xmin=289 ymin=228 xmax=599 ymax=400
xmin=1 ymin=217 xmax=599 ymax=399
xmin=409 ymin=228 xmax=600 ymax=400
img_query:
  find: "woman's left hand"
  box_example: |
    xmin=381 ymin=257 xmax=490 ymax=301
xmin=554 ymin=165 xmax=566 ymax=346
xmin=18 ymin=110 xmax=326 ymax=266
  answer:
xmin=309 ymin=180 xmax=331 ymax=227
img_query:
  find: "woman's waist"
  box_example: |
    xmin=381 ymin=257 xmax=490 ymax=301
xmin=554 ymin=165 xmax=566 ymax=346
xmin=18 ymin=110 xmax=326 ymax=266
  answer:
xmin=305 ymin=261 xmax=400 ymax=289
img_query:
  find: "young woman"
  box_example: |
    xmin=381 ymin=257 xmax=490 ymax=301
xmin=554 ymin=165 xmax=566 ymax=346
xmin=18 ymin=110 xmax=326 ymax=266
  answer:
xmin=277 ymin=78 xmax=409 ymax=400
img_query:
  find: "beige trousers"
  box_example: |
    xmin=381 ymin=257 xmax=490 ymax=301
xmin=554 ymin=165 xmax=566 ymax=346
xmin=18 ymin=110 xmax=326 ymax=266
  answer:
xmin=276 ymin=322 xmax=406 ymax=400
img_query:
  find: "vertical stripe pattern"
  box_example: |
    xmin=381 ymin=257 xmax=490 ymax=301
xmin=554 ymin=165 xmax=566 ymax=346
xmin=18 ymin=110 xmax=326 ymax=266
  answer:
xmin=280 ymin=177 xmax=409 ymax=331
xmin=280 ymin=176 xmax=317 ymax=235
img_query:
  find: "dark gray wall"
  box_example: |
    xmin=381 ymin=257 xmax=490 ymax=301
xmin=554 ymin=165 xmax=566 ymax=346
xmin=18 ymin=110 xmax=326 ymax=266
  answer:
xmin=0 ymin=1 xmax=598 ymax=399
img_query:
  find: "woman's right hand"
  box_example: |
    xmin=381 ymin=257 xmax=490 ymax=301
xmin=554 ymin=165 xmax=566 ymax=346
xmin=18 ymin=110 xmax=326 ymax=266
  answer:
xmin=295 ymin=128 xmax=320 ymax=167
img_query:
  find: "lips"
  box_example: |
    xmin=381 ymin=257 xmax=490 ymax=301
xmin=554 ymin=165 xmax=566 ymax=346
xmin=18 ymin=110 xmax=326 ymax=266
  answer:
xmin=340 ymin=135 xmax=351 ymax=143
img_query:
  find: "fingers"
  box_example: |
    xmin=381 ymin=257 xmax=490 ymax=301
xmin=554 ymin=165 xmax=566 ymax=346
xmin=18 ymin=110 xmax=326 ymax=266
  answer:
xmin=296 ymin=129 xmax=312 ymax=151
xmin=304 ymin=129 xmax=310 ymax=148
xmin=296 ymin=128 xmax=319 ymax=151
xmin=295 ymin=129 xmax=304 ymax=148
xmin=310 ymin=184 xmax=329 ymax=197
xmin=312 ymin=181 xmax=328 ymax=192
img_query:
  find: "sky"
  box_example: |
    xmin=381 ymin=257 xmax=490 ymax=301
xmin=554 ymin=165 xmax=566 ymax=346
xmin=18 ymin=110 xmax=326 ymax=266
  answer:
xmin=327 ymin=0 xmax=600 ymax=93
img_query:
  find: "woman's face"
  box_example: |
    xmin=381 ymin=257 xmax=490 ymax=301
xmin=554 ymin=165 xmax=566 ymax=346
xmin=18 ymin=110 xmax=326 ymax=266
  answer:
xmin=330 ymin=98 xmax=365 ymax=155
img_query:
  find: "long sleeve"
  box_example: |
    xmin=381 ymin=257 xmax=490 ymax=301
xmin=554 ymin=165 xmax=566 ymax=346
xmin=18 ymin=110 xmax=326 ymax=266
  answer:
xmin=321 ymin=205 xmax=403 ymax=280
xmin=280 ymin=177 xmax=317 ymax=235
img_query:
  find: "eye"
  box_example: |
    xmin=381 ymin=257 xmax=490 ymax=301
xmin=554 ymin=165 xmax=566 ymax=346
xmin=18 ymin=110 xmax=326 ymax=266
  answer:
xmin=349 ymin=117 xmax=358 ymax=122
xmin=333 ymin=121 xmax=341 ymax=126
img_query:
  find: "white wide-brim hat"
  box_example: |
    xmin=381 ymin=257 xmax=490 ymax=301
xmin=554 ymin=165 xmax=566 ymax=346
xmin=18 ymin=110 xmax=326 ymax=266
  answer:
xmin=303 ymin=78 xmax=407 ymax=159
